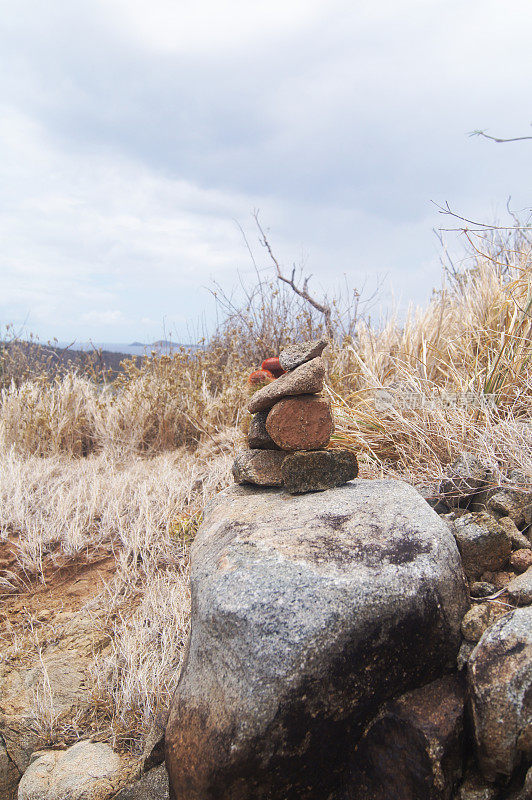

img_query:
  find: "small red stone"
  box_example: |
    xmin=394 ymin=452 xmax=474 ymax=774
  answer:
xmin=248 ymin=369 xmax=275 ymax=386
xmin=261 ymin=357 xmax=285 ymax=377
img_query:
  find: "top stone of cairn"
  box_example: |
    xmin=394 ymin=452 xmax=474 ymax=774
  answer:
xmin=279 ymin=338 xmax=328 ymax=372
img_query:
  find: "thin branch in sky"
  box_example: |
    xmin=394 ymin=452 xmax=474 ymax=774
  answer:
xmin=469 ymin=126 xmax=532 ymax=143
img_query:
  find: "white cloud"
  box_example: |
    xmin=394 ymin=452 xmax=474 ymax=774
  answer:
xmin=0 ymin=0 xmax=531 ymax=341
xmin=81 ymin=310 xmax=125 ymax=325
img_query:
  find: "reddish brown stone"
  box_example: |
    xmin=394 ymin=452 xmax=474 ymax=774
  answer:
xmin=266 ymin=394 xmax=333 ymax=451
xmin=510 ymin=549 xmax=532 ymax=573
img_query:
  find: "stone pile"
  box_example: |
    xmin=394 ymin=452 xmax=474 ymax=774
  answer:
xmin=232 ymin=338 xmax=358 ymax=493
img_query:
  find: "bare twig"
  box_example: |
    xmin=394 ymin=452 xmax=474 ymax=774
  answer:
xmin=253 ymin=211 xmax=335 ymax=339
xmin=433 ymin=201 xmax=532 ymax=232
xmin=469 ymin=128 xmax=532 ymax=144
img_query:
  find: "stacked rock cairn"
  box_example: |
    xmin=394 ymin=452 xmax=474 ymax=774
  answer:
xmin=232 ymin=338 xmax=359 ymax=494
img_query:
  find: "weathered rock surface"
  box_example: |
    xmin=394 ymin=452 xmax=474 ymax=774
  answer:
xmin=0 ymin=733 xmax=20 ymax=800
xmin=266 ymin=394 xmax=334 ymax=450
xmin=486 ymin=488 xmax=532 ymax=528
xmin=113 ymin=765 xmax=169 ymax=800
xmin=248 ymin=411 xmax=280 ymax=450
xmin=503 ymin=765 xmax=532 ymax=800
xmin=456 ymin=766 xmax=499 ymax=800
xmin=510 ymin=548 xmax=532 ymax=573
xmin=457 ymin=641 xmax=476 ymax=671
xmin=452 ymin=512 xmax=511 ymax=579
xmin=232 ymin=449 xmax=285 ymax=486
xmin=247 ymin=357 xmax=325 ymax=413
xmin=281 ymin=449 xmax=358 ymax=493
xmin=461 ymin=604 xmax=492 ymax=643
xmin=507 ymin=567 xmax=532 ymax=605
xmin=440 ymin=454 xmax=489 ymax=507
xmin=165 ymin=480 xmax=469 ymax=800
xmin=468 ymin=606 xmax=532 ymax=781
xmin=344 ymin=674 xmax=465 ymax=800
xmin=469 ymin=582 xmax=496 ymax=598
xmin=278 ymin=338 xmax=328 ymax=371
xmin=17 ymin=741 xmax=127 ymax=800
xmin=0 ymin=617 xmax=110 ymax=773
xmin=498 ymin=516 xmax=531 ymax=551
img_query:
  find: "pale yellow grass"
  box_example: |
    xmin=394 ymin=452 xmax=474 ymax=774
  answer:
xmin=0 ymin=430 xmax=239 ymax=750
xmin=1 ymin=241 xmax=531 ymax=754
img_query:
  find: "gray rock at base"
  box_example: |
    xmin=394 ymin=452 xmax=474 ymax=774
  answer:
xmin=248 ymin=411 xmax=280 ymax=450
xmin=456 ymin=766 xmax=499 ymax=800
xmin=498 ymin=517 xmax=531 ymax=551
xmin=17 ymin=740 xmax=127 ymax=800
xmin=457 ymin=641 xmax=476 ymax=671
xmin=468 ymin=606 xmax=532 ymax=782
xmin=113 ymin=765 xmax=169 ymax=800
xmin=469 ymin=582 xmax=496 ymax=598
xmin=232 ymin=449 xmax=285 ymax=486
xmin=0 ymin=733 xmax=20 ymax=800
xmin=510 ymin=548 xmax=532 ymax=573
xmin=165 ymin=480 xmax=469 ymax=800
xmin=452 ymin=512 xmax=511 ymax=579
xmin=440 ymin=454 xmax=489 ymax=507
xmin=281 ymin=449 xmax=358 ymax=493
xmin=461 ymin=604 xmax=492 ymax=643
xmin=278 ymin=338 xmax=328 ymax=372
xmin=502 ymin=766 xmax=532 ymax=800
xmin=344 ymin=674 xmax=465 ymax=800
xmin=486 ymin=489 xmax=532 ymax=528
xmin=507 ymin=567 xmax=532 ymax=605
xmin=247 ymin=357 xmax=325 ymax=413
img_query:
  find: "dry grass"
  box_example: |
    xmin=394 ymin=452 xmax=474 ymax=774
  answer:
xmin=0 ymin=231 xmax=531 ymax=753
xmin=0 ymin=432 xmax=239 ymax=752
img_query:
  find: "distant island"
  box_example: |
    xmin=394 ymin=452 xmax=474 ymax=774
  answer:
xmin=129 ymin=340 xmax=177 ymax=348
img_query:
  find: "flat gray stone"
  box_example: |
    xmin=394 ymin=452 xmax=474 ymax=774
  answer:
xmin=165 ymin=480 xmax=469 ymax=800
xmin=232 ymin=449 xmax=285 ymax=486
xmin=507 ymin=567 xmax=532 ymax=605
xmin=468 ymin=606 xmax=532 ymax=781
xmin=247 ymin=357 xmax=325 ymax=413
xmin=281 ymin=449 xmax=358 ymax=493
xmin=278 ymin=338 xmax=328 ymax=371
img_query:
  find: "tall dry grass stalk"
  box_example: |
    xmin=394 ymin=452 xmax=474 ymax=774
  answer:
xmin=330 ymin=246 xmax=532 ymax=484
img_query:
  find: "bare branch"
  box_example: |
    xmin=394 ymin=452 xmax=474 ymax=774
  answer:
xmin=433 ymin=201 xmax=532 ymax=232
xmin=469 ymin=128 xmax=532 ymax=144
xmin=253 ymin=211 xmax=335 ymax=340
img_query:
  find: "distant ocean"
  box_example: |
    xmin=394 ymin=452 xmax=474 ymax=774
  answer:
xmin=55 ymin=341 xmax=198 ymax=357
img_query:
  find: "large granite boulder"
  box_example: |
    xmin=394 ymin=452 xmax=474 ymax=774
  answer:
xmin=165 ymin=480 xmax=469 ymax=800
xmin=468 ymin=606 xmax=532 ymax=782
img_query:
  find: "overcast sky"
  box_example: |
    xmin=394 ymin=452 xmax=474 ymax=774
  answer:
xmin=1 ymin=0 xmax=531 ymax=343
